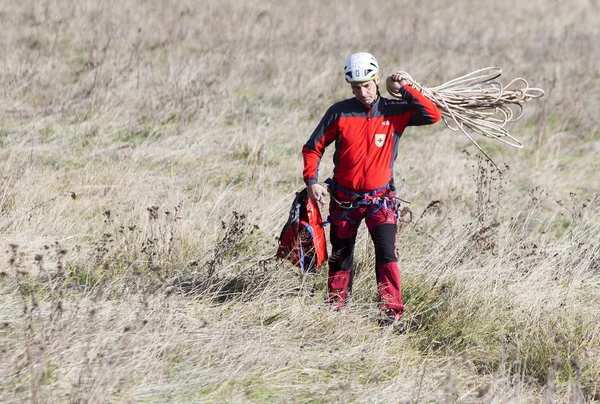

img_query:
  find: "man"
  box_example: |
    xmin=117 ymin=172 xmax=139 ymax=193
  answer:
xmin=302 ymin=52 xmax=441 ymax=323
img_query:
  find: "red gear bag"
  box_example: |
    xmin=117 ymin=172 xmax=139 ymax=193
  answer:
xmin=276 ymin=189 xmax=328 ymax=273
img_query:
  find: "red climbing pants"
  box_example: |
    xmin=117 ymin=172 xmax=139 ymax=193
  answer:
xmin=327 ymin=190 xmax=404 ymax=317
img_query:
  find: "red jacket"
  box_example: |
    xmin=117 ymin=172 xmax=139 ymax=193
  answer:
xmin=302 ymin=85 xmax=441 ymax=193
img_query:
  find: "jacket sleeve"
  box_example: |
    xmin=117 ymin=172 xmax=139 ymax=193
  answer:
xmin=399 ymin=84 xmax=442 ymax=126
xmin=302 ymin=107 xmax=339 ymax=186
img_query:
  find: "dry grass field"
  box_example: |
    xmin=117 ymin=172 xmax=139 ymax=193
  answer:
xmin=1 ymin=0 xmax=599 ymax=402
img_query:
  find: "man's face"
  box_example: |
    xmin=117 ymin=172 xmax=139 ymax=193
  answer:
xmin=351 ymin=76 xmax=380 ymax=106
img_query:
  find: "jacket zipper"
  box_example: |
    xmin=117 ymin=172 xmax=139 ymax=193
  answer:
xmin=363 ymin=108 xmax=372 ymax=189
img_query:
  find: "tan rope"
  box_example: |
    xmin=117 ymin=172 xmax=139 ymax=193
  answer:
xmin=386 ymin=67 xmax=545 ymax=170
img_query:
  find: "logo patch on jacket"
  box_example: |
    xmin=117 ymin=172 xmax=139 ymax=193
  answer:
xmin=374 ymin=134 xmax=386 ymax=147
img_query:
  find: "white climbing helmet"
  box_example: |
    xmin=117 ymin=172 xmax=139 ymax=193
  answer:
xmin=343 ymin=52 xmax=379 ymax=83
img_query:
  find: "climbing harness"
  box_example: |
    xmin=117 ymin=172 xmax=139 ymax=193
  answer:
xmin=324 ymin=178 xmax=409 ymax=226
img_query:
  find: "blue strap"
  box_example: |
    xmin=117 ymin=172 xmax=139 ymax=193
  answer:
xmin=296 ymin=220 xmax=305 ymax=272
xmin=302 ymin=224 xmax=315 ymax=272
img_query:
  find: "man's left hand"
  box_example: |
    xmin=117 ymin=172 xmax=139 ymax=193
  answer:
xmin=386 ymin=73 xmax=409 ymax=93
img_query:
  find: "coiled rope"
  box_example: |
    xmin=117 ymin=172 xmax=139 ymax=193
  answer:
xmin=386 ymin=67 xmax=545 ymax=170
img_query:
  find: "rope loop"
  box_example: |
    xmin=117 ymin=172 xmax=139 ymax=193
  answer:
xmin=386 ymin=67 xmax=545 ymax=171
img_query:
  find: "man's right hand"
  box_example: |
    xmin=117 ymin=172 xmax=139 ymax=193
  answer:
xmin=307 ymin=183 xmax=328 ymax=205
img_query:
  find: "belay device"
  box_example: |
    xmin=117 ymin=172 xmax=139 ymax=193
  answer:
xmin=276 ymin=189 xmax=327 ymax=273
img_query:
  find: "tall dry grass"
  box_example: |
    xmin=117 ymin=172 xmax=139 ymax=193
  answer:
xmin=1 ymin=0 xmax=599 ymax=402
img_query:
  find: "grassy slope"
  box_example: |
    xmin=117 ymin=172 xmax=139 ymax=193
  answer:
xmin=1 ymin=0 xmax=599 ymax=402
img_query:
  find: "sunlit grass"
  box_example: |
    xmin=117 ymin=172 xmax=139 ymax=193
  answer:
xmin=1 ymin=0 xmax=599 ymax=402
